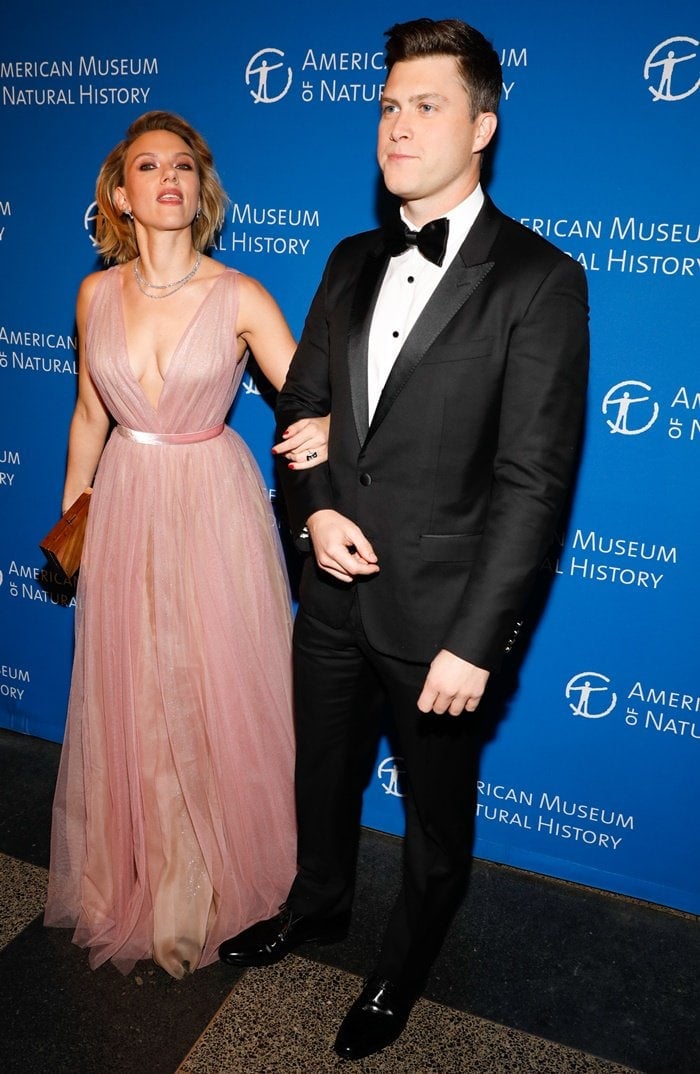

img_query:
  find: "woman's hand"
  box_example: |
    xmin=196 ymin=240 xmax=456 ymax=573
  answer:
xmin=272 ymin=415 xmax=330 ymax=469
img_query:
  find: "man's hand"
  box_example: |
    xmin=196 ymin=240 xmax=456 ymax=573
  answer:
xmin=417 ymin=649 xmax=490 ymax=716
xmin=307 ymin=509 xmax=380 ymax=583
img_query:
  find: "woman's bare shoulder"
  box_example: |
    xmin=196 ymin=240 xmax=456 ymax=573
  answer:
xmin=77 ymin=265 xmax=121 ymax=304
xmin=75 ymin=265 xmax=121 ymax=325
xmin=234 ymin=269 xmax=276 ymax=304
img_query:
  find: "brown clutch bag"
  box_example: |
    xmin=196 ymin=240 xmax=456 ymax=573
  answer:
xmin=39 ymin=489 xmax=92 ymax=581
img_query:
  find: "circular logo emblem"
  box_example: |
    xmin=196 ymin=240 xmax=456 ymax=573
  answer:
xmin=377 ymin=756 xmax=406 ymax=797
xmin=84 ymin=200 xmax=99 ymax=248
xmin=644 ymin=37 xmax=700 ymax=102
xmin=602 ymin=380 xmax=659 ymax=435
xmin=245 ymin=48 xmax=293 ymax=104
xmin=565 ymin=672 xmax=617 ymax=719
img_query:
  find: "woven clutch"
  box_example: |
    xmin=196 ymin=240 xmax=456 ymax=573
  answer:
xmin=39 ymin=489 xmax=92 ymax=581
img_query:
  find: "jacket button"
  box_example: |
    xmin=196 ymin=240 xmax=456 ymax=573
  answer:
xmin=359 ymin=472 xmax=372 ymax=486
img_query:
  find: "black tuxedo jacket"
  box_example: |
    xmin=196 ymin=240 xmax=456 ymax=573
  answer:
xmin=276 ymin=196 xmax=589 ymax=671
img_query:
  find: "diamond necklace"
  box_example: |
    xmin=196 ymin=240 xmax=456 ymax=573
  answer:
xmin=133 ymin=251 xmax=202 ymax=299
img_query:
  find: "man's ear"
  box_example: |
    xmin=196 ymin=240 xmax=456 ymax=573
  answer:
xmin=473 ymin=112 xmax=498 ymax=153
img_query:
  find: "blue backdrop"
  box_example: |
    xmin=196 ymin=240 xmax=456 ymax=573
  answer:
xmin=1 ymin=0 xmax=698 ymax=914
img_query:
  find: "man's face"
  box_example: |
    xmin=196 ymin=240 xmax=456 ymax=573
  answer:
xmin=377 ymin=54 xmax=496 ymax=224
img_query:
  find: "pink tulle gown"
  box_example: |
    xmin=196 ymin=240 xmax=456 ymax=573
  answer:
xmin=45 ymin=267 xmax=297 ymax=978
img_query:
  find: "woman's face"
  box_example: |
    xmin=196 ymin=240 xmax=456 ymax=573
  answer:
xmin=115 ymin=128 xmax=201 ymax=233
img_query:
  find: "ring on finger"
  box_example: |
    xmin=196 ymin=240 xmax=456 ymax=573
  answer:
xmin=306 ymin=450 xmax=318 ymax=461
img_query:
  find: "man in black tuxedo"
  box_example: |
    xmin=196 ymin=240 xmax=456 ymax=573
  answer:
xmin=220 ymin=17 xmax=589 ymax=1061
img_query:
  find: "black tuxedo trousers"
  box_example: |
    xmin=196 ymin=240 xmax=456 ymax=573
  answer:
xmin=288 ymin=599 xmax=481 ymax=987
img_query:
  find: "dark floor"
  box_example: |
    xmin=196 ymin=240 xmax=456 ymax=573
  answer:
xmin=1 ymin=727 xmax=697 ymax=1074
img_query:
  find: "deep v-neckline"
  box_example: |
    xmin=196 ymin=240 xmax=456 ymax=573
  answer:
xmin=117 ymin=267 xmax=229 ymax=415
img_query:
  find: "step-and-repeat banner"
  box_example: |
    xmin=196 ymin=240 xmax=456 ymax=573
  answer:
xmin=2 ymin=1 xmax=698 ymax=913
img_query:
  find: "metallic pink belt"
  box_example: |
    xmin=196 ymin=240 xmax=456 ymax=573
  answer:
xmin=116 ymin=423 xmax=225 ymax=445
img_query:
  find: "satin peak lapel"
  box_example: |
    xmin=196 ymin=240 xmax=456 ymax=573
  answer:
xmin=367 ymin=252 xmax=495 ymax=440
xmin=347 ymin=243 xmax=390 ymax=443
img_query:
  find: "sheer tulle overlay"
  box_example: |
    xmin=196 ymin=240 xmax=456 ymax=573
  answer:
xmin=45 ymin=268 xmax=296 ymax=978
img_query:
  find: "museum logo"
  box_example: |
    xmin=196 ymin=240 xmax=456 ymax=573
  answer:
xmin=245 ymin=48 xmax=293 ymax=103
xmin=565 ymin=672 xmax=618 ymax=719
xmin=377 ymin=756 xmax=406 ymax=797
xmin=601 ymin=380 xmax=700 ymax=443
xmin=565 ymin=669 xmax=700 ymax=743
xmin=644 ymin=37 xmax=700 ymax=102
xmin=602 ymin=381 xmax=659 ymax=435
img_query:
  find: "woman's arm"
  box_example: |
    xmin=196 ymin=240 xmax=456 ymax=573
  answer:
xmin=236 ymin=273 xmax=296 ymax=391
xmin=62 ymin=273 xmax=110 ymax=512
xmin=237 ymin=273 xmax=329 ymax=469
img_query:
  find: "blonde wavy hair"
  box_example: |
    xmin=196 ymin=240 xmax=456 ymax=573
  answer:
xmin=94 ymin=111 xmax=229 ymax=263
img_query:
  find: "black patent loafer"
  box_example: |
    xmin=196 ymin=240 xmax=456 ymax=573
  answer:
xmin=334 ymin=975 xmax=416 ymax=1060
xmin=218 ymin=904 xmax=349 ymax=967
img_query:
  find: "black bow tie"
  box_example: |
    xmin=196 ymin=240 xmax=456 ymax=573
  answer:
xmin=386 ymin=217 xmax=449 ymax=267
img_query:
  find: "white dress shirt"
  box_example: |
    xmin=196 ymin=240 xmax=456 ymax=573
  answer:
xmin=367 ymin=184 xmax=485 ymax=421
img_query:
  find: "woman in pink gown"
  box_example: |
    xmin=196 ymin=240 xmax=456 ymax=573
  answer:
xmin=45 ymin=112 xmax=326 ymax=978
